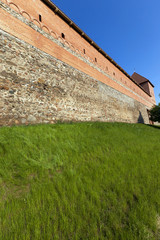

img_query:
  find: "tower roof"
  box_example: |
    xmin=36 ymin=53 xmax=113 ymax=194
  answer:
xmin=131 ymin=72 xmax=154 ymax=87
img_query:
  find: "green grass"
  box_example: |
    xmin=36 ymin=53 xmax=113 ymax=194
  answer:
xmin=0 ymin=122 xmax=160 ymax=240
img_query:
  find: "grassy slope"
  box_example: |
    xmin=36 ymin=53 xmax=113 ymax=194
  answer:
xmin=0 ymin=122 xmax=160 ymax=240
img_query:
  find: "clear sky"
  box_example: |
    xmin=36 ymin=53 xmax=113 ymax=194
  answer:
xmin=51 ymin=0 xmax=160 ymax=104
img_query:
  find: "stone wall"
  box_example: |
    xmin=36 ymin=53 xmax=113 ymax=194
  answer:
xmin=0 ymin=29 xmax=149 ymax=126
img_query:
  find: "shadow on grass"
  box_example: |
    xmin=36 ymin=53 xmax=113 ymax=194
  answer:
xmin=146 ymin=124 xmax=160 ymax=130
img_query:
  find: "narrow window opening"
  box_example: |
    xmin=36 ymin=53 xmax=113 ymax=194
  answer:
xmin=113 ymin=72 xmax=115 ymax=76
xmin=83 ymin=49 xmax=86 ymax=54
xmin=106 ymin=66 xmax=108 ymax=71
xmin=61 ymin=33 xmax=65 ymax=39
xmin=39 ymin=14 xmax=42 ymax=22
xmin=95 ymin=58 xmax=97 ymax=62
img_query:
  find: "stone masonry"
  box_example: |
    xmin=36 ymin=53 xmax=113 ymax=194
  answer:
xmin=0 ymin=29 xmax=149 ymax=126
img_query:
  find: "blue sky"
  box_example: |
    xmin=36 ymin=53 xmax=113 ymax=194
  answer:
xmin=51 ymin=0 xmax=160 ymax=104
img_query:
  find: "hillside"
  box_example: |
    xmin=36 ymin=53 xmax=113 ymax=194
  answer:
xmin=0 ymin=122 xmax=160 ymax=240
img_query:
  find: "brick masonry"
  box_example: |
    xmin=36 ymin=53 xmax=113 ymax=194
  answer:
xmin=0 ymin=0 xmax=154 ymax=126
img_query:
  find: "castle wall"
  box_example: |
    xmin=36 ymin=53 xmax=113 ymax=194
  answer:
xmin=0 ymin=0 xmax=156 ymax=106
xmin=0 ymin=0 xmax=155 ymax=125
xmin=0 ymin=29 xmax=149 ymax=126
